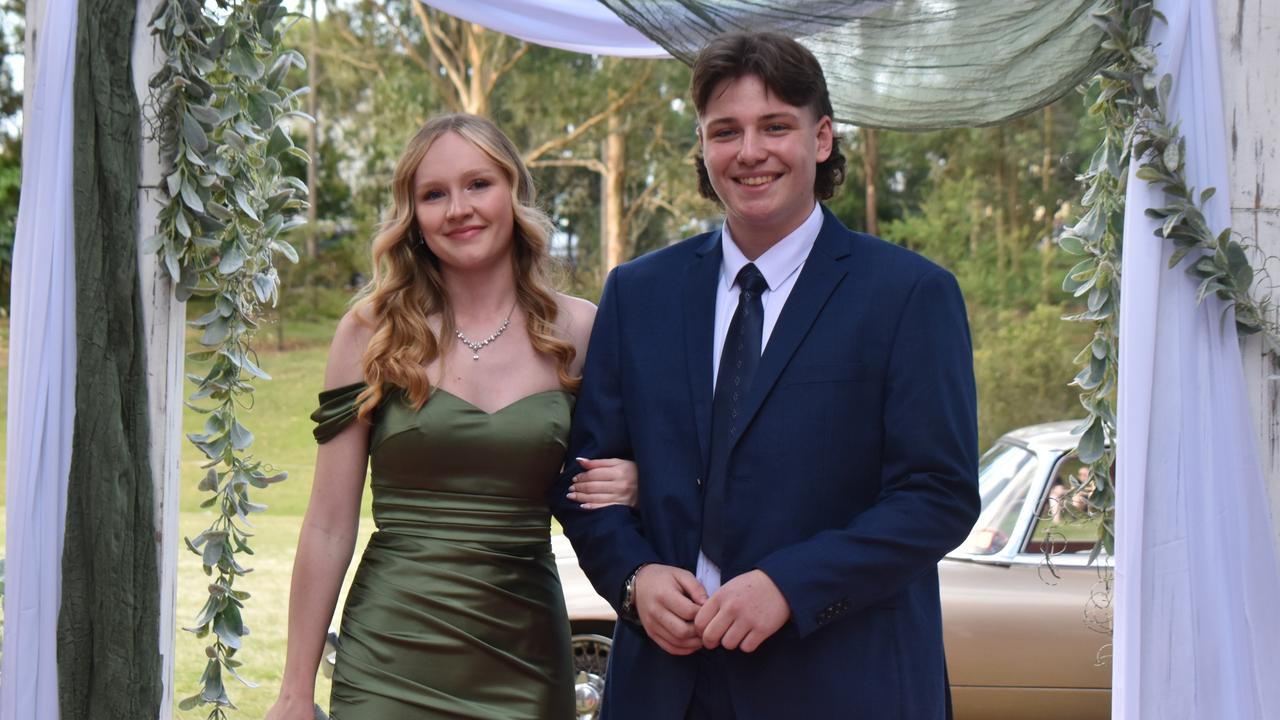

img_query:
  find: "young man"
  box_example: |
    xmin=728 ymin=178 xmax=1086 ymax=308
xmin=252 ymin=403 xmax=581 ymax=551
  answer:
xmin=552 ymin=32 xmax=980 ymax=719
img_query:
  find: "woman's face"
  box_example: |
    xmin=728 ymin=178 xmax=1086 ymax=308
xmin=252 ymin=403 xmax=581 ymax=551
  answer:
xmin=412 ymin=131 xmax=517 ymax=274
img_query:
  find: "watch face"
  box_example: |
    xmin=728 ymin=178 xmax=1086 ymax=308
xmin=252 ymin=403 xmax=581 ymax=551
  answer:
xmin=622 ymin=571 xmax=639 ymax=617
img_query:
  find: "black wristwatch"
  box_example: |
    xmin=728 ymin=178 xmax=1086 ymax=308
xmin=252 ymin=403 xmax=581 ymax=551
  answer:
xmin=619 ymin=563 xmax=649 ymax=623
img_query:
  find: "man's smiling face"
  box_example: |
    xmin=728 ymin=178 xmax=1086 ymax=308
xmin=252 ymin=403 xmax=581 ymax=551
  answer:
xmin=697 ymin=73 xmax=833 ymax=252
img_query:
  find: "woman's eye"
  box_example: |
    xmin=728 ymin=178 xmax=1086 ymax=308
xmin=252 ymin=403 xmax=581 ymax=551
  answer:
xmin=470 ymin=178 xmax=492 ymax=191
xmin=422 ymin=190 xmax=444 ymax=201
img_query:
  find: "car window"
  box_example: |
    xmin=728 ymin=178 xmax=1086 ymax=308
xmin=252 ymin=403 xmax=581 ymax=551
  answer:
xmin=956 ymin=442 xmax=1038 ymax=555
xmin=1022 ymin=455 xmax=1103 ymax=556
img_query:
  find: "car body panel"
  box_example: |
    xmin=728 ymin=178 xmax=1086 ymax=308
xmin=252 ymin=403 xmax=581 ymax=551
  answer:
xmin=941 ymin=558 xmax=1111 ymax=691
xmin=951 ymin=687 xmax=1110 ymax=720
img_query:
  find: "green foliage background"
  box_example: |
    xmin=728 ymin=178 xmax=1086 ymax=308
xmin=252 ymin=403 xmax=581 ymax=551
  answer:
xmin=277 ymin=2 xmax=1105 ymax=447
xmin=831 ymin=99 xmax=1104 ymax=447
xmin=0 ymin=0 xmax=24 ymax=310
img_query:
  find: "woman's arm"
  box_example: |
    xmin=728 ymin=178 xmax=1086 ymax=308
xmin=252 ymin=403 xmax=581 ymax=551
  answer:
xmin=266 ymin=314 xmax=372 ymax=720
xmin=557 ymin=294 xmax=640 ymax=510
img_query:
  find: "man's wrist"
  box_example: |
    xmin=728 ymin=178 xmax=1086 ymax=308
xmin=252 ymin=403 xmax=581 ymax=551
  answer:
xmin=619 ymin=562 xmax=650 ymax=623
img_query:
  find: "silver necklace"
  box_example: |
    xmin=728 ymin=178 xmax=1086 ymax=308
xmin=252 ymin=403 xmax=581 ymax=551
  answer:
xmin=454 ymin=302 xmax=516 ymax=360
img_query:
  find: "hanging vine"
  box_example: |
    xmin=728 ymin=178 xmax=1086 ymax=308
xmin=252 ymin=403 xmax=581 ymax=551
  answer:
xmin=1060 ymin=1 xmax=1276 ymax=562
xmin=148 ymin=0 xmax=309 ymax=716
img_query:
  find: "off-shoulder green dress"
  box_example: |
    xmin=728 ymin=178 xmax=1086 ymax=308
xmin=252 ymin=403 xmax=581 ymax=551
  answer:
xmin=311 ymin=382 xmax=576 ymax=719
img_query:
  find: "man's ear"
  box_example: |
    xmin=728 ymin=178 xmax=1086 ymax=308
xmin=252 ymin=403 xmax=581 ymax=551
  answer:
xmin=815 ymin=115 xmax=834 ymax=163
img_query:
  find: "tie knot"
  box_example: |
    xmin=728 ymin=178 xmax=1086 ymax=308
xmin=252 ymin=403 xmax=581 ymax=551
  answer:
xmin=735 ymin=263 xmax=768 ymax=295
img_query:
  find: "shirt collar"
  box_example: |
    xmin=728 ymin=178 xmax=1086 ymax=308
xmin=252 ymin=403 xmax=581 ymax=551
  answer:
xmin=720 ymin=202 xmax=823 ymax=292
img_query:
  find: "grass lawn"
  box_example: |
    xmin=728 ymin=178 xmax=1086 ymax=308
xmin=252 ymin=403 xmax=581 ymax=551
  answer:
xmin=1 ymin=314 xmax=378 ymax=716
xmin=180 ymin=316 xmax=350 ymax=516
xmin=0 ymin=319 xmax=8 ymax=482
xmin=176 ymin=315 xmax=379 ymax=716
xmin=1 ymin=312 xmax=569 ymax=717
xmin=173 ymin=512 xmax=375 ymax=718
xmin=0 ymin=315 xmax=341 ymax=516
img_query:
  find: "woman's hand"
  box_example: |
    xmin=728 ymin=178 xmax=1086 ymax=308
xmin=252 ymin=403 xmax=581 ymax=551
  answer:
xmin=567 ymin=457 xmax=638 ymax=509
xmin=264 ymin=693 xmax=319 ymax=720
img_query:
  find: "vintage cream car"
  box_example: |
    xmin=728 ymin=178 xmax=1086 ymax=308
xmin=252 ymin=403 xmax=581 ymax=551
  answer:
xmin=557 ymin=420 xmax=1113 ymax=720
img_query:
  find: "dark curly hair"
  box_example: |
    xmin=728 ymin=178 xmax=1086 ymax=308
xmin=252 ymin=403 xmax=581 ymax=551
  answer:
xmin=691 ymin=31 xmax=847 ymax=203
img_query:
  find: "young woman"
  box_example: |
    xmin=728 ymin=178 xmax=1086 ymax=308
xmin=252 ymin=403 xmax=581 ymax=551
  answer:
xmin=265 ymin=114 xmax=636 ymax=719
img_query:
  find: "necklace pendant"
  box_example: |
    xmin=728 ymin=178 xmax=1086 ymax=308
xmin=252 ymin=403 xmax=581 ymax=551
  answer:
xmin=454 ymin=301 xmax=516 ymax=362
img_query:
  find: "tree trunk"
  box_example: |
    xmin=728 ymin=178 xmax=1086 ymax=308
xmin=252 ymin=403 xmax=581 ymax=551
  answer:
xmin=969 ymin=198 xmax=981 ymax=257
xmin=1041 ymin=105 xmax=1055 ymax=303
xmin=464 ymin=24 xmax=488 ymax=116
xmin=861 ymin=127 xmax=878 ymax=235
xmin=995 ymin=206 xmax=1007 ymax=274
xmin=1004 ymin=125 xmax=1022 ymax=274
xmin=601 ymin=105 xmax=625 ymax=275
xmin=304 ymin=0 xmax=318 ymax=259
xmin=995 ymin=128 xmax=1008 ymax=273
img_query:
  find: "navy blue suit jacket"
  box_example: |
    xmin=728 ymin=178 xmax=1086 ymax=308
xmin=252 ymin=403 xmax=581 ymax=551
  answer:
xmin=551 ymin=207 xmax=980 ymax=719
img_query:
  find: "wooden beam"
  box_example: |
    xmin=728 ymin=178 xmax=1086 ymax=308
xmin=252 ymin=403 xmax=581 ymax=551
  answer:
xmin=131 ymin=0 xmax=184 ymax=716
xmin=1217 ymin=0 xmax=1280 ymax=549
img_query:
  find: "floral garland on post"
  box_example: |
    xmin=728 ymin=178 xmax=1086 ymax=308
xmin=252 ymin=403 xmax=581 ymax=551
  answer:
xmin=147 ymin=0 xmax=309 ymax=716
xmin=1059 ymin=1 xmax=1276 ymax=562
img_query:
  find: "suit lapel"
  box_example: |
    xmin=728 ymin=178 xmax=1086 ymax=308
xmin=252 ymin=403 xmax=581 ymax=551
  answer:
xmin=729 ymin=210 xmax=852 ymax=454
xmin=683 ymin=232 xmax=722 ymax=473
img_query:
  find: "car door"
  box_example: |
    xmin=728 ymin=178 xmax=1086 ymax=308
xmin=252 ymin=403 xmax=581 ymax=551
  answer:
xmin=943 ymin=443 xmax=1112 ymax=720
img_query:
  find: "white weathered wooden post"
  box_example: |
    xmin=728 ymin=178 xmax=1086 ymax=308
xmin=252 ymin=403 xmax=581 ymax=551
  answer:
xmin=1218 ymin=0 xmax=1280 ymax=549
xmin=131 ymin=0 xmax=185 ymax=716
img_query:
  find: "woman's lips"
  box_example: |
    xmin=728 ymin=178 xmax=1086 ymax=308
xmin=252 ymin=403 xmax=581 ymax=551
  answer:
xmin=446 ymin=225 xmax=485 ymax=240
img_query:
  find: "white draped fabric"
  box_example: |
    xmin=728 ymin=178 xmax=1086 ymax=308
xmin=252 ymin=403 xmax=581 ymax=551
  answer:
xmin=419 ymin=0 xmax=670 ymax=58
xmin=1 ymin=0 xmax=79 ymax=716
xmin=1114 ymin=1 xmax=1280 ymax=718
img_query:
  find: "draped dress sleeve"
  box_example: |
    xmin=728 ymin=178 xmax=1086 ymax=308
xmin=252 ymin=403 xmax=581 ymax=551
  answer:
xmin=310 ymin=381 xmax=369 ymax=444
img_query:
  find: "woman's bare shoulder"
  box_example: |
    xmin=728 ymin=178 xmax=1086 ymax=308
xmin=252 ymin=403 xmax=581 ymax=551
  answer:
xmin=556 ymin=294 xmax=597 ymax=377
xmin=325 ymin=307 xmax=378 ymax=388
xmin=555 ymin=292 xmax=597 ymax=345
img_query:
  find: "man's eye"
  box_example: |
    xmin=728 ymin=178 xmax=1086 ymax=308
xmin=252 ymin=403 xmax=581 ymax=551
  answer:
xmin=766 ymin=123 xmax=790 ymax=133
xmin=713 ymin=128 xmax=738 ymax=139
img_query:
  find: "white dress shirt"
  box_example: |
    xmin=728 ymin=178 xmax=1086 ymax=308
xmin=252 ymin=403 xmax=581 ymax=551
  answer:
xmin=697 ymin=203 xmax=824 ymax=595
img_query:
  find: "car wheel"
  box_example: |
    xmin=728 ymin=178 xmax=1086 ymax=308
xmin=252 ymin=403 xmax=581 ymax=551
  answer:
xmin=571 ymin=633 xmax=611 ymax=720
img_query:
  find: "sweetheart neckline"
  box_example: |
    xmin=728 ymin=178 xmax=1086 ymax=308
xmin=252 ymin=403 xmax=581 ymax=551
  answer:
xmin=431 ymin=387 xmax=571 ymax=416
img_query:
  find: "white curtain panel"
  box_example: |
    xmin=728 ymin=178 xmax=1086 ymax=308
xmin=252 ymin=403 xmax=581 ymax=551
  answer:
xmin=419 ymin=0 xmax=670 ymax=58
xmin=0 ymin=0 xmax=79 ymax=716
xmin=1114 ymin=1 xmax=1280 ymax=718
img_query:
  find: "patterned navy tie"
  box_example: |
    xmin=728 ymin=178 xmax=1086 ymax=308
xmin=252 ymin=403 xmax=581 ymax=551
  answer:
xmin=702 ymin=262 xmax=768 ymax=567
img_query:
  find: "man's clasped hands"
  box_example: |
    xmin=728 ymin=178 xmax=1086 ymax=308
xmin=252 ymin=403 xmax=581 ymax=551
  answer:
xmin=633 ymin=565 xmax=791 ymax=655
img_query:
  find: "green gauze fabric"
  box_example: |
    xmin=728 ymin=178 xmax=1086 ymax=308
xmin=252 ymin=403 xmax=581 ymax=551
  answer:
xmin=57 ymin=0 xmax=162 ymax=714
xmin=598 ymin=0 xmax=1112 ymax=130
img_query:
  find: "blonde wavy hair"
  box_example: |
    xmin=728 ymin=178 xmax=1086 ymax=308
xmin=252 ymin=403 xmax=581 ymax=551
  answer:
xmin=351 ymin=114 xmax=578 ymax=421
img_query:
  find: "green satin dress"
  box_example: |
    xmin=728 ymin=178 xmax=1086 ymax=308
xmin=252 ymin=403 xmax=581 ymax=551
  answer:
xmin=311 ymin=382 xmax=576 ymax=719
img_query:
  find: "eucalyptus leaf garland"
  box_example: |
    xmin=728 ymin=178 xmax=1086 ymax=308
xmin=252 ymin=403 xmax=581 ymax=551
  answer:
xmin=148 ymin=0 xmax=309 ymax=716
xmin=1060 ymin=1 xmax=1276 ymax=562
